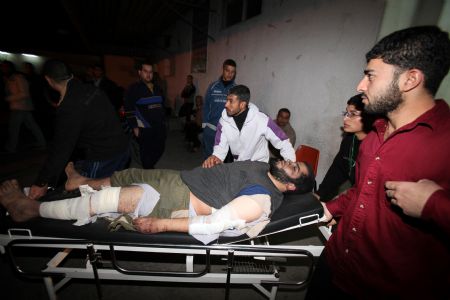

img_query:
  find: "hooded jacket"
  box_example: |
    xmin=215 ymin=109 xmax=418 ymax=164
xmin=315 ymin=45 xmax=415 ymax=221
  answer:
xmin=213 ymin=103 xmax=296 ymax=162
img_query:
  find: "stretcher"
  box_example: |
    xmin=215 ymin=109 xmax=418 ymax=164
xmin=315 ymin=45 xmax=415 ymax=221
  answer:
xmin=0 ymin=191 xmax=327 ymax=300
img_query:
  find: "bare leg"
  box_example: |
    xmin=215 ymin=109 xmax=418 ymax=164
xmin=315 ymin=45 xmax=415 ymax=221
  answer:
xmin=65 ymin=162 xmax=111 ymax=191
xmin=0 ymin=180 xmax=40 ymax=222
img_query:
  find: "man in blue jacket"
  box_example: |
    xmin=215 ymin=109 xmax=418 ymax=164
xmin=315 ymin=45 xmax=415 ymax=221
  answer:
xmin=202 ymin=59 xmax=237 ymax=159
xmin=124 ymin=60 xmax=166 ymax=169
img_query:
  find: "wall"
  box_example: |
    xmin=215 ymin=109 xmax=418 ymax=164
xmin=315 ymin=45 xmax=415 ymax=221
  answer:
xmin=200 ymin=0 xmax=385 ymax=182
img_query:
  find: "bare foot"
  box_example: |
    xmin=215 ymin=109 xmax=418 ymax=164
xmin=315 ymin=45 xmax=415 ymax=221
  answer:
xmin=0 ymin=180 xmax=40 ymax=222
xmin=65 ymin=162 xmax=88 ymax=191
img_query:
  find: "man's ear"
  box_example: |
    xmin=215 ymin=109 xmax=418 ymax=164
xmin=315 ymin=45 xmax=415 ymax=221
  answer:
xmin=401 ymin=69 xmax=423 ymax=92
xmin=286 ymin=182 xmax=296 ymax=192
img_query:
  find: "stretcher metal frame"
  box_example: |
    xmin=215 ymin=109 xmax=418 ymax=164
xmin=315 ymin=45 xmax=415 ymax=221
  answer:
xmin=0 ymin=193 xmax=328 ymax=300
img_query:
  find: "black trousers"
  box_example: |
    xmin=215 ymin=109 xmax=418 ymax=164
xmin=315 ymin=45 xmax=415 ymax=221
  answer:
xmin=138 ymin=127 xmax=166 ymax=169
xmin=305 ymin=250 xmax=353 ymax=300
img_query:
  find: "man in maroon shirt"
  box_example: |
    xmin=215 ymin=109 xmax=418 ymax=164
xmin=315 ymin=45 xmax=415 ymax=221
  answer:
xmin=306 ymin=26 xmax=450 ymax=299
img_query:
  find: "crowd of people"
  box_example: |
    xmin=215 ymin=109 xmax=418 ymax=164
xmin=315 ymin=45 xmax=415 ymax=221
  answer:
xmin=0 ymin=25 xmax=449 ymax=299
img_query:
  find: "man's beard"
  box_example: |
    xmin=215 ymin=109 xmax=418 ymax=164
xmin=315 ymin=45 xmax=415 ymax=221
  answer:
xmin=269 ymin=158 xmax=291 ymax=183
xmin=365 ymin=73 xmax=403 ymax=115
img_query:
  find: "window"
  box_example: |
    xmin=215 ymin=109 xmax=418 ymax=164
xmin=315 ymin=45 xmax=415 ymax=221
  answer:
xmin=224 ymin=0 xmax=262 ymax=28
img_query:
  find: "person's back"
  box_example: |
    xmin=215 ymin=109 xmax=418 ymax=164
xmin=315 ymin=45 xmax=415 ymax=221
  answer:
xmin=58 ymin=79 xmax=128 ymax=160
xmin=30 ymin=59 xmax=130 ymax=200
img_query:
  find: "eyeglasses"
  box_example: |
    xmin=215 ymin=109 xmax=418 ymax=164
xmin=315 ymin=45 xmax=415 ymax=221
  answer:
xmin=342 ymin=111 xmax=362 ymax=118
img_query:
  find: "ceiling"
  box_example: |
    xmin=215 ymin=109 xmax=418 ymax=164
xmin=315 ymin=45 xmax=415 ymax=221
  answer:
xmin=2 ymin=0 xmax=210 ymax=57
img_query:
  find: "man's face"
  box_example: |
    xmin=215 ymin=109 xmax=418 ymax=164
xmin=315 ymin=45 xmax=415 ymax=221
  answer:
xmin=222 ymin=65 xmax=236 ymax=81
xmin=269 ymin=158 xmax=308 ymax=183
xmin=92 ymin=67 xmax=103 ymax=79
xmin=139 ymin=64 xmax=153 ymax=84
xmin=187 ymin=75 xmax=193 ymax=84
xmin=225 ymin=94 xmax=246 ymax=116
xmin=276 ymin=111 xmax=290 ymax=127
xmin=357 ymin=58 xmax=403 ymax=115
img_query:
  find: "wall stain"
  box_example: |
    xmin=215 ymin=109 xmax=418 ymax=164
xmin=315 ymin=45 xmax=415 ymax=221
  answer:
xmin=296 ymin=54 xmax=302 ymax=60
xmin=272 ymin=71 xmax=275 ymax=78
xmin=267 ymin=23 xmax=277 ymax=29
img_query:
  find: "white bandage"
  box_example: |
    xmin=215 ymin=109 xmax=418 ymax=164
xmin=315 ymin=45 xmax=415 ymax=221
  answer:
xmin=90 ymin=186 xmax=121 ymax=215
xmin=188 ymin=204 xmax=246 ymax=235
xmin=39 ymin=184 xmax=96 ymax=225
xmin=39 ymin=185 xmax=122 ymax=226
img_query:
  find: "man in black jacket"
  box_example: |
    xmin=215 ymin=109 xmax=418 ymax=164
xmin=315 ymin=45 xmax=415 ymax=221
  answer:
xmin=124 ymin=60 xmax=166 ymax=169
xmin=29 ymin=60 xmax=130 ymax=200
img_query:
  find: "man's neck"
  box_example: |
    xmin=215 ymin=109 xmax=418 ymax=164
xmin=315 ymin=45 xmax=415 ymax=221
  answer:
xmin=267 ymin=172 xmax=288 ymax=192
xmin=385 ymin=92 xmax=435 ymax=138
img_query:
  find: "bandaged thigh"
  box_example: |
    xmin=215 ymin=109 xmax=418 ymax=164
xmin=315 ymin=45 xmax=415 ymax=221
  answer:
xmin=188 ymin=203 xmax=246 ymax=235
xmin=39 ymin=185 xmax=121 ymax=222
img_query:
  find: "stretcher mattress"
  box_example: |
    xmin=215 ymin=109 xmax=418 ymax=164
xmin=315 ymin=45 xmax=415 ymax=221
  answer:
xmin=1 ymin=190 xmax=323 ymax=245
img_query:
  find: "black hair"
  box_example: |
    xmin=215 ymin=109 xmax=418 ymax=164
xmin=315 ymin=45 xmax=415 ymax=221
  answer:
xmin=135 ymin=59 xmax=153 ymax=71
xmin=269 ymin=158 xmax=316 ymax=194
xmin=346 ymin=94 xmax=377 ymax=133
xmin=366 ymin=26 xmax=450 ymax=95
xmin=42 ymin=59 xmax=73 ymax=82
xmin=223 ymin=59 xmax=237 ymax=68
xmin=289 ymin=162 xmax=316 ymax=194
xmin=278 ymin=108 xmax=291 ymax=116
xmin=229 ymin=84 xmax=250 ymax=103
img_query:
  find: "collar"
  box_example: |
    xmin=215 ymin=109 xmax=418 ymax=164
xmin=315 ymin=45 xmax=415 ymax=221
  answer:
xmin=374 ymin=99 xmax=449 ymax=134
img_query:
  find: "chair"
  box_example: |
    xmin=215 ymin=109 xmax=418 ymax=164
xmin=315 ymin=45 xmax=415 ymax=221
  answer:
xmin=295 ymin=144 xmax=320 ymax=176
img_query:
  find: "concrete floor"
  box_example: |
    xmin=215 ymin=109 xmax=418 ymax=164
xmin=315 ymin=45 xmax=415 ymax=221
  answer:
xmin=0 ymin=116 xmax=325 ymax=300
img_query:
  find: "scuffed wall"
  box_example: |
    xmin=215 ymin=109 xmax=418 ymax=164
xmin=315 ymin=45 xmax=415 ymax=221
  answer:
xmin=202 ymin=0 xmax=384 ymax=182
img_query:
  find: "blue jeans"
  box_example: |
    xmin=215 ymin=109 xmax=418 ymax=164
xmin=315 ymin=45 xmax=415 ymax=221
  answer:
xmin=77 ymin=148 xmax=130 ymax=179
xmin=202 ymin=126 xmax=216 ymax=159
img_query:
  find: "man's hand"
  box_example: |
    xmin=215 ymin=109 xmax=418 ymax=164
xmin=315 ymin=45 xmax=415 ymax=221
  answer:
xmin=313 ymin=193 xmax=334 ymax=226
xmin=133 ymin=127 xmax=139 ymax=137
xmin=202 ymin=155 xmax=223 ymax=168
xmin=385 ymin=179 xmax=443 ymax=218
xmin=29 ymin=184 xmax=48 ymax=200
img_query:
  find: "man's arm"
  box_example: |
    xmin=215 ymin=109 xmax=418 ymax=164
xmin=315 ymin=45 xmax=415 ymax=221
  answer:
xmin=123 ymin=85 xmax=139 ymax=135
xmin=203 ymin=121 xmax=229 ymax=167
xmin=133 ymin=195 xmax=265 ymax=234
xmin=31 ymin=107 xmax=84 ymax=199
xmin=265 ymin=119 xmax=296 ymax=161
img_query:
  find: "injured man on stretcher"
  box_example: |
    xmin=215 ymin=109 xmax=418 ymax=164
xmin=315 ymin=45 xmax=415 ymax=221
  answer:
xmin=0 ymin=159 xmax=315 ymax=243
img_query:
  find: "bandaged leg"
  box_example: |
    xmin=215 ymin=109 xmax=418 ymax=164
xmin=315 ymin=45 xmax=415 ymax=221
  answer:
xmin=39 ymin=185 xmax=121 ymax=226
xmin=188 ymin=202 xmax=246 ymax=235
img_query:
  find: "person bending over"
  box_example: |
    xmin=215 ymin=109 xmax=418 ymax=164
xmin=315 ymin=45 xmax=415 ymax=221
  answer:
xmin=0 ymin=159 xmax=315 ymax=243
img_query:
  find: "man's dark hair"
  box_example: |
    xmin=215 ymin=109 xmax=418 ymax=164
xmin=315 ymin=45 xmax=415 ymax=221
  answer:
xmin=223 ymin=59 xmax=237 ymax=68
xmin=278 ymin=108 xmax=291 ymax=117
xmin=229 ymin=84 xmax=250 ymax=103
xmin=42 ymin=59 xmax=73 ymax=82
xmin=347 ymin=94 xmax=377 ymax=133
xmin=289 ymin=162 xmax=316 ymax=194
xmin=135 ymin=59 xmax=153 ymax=71
xmin=269 ymin=158 xmax=316 ymax=194
xmin=366 ymin=26 xmax=450 ymax=95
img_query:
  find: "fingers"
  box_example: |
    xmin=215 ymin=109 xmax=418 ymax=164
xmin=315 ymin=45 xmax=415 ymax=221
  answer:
xmin=202 ymin=156 xmax=222 ymax=168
